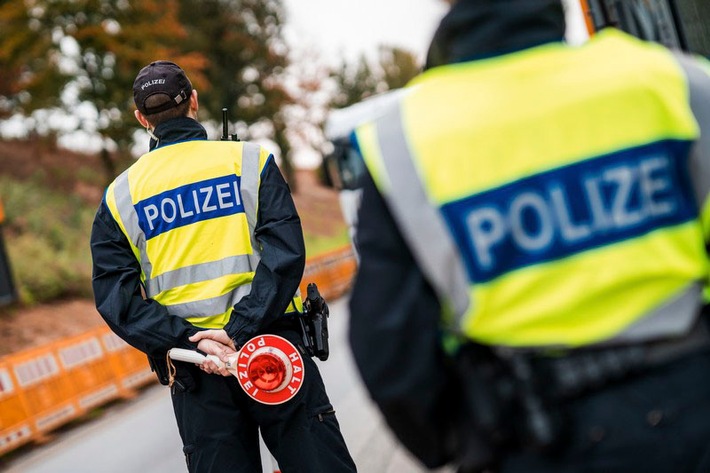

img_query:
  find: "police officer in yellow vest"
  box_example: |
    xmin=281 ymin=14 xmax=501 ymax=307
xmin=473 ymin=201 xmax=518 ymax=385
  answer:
xmin=90 ymin=61 xmax=356 ymax=473
xmin=348 ymin=1 xmax=710 ymax=472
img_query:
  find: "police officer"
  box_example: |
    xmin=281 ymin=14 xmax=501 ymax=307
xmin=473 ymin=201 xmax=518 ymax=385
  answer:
xmin=348 ymin=1 xmax=710 ymax=472
xmin=90 ymin=61 xmax=356 ymax=473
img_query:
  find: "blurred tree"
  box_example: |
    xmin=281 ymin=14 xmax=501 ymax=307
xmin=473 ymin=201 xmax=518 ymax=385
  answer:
xmin=177 ymin=0 xmax=297 ymax=187
xmin=379 ymin=46 xmax=421 ymax=90
xmin=0 ymin=0 xmax=206 ymax=184
xmin=329 ymin=53 xmax=381 ymax=110
xmin=0 ymin=1 xmax=65 ymax=117
xmin=281 ymin=47 xmax=335 ymax=170
xmin=329 ymin=45 xmax=421 ymax=110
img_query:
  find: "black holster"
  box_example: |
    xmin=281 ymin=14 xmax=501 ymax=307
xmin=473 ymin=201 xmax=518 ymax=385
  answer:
xmin=454 ymin=344 xmax=514 ymax=473
xmin=453 ymin=344 xmax=563 ymax=473
xmin=454 ymin=315 xmax=710 ymax=472
xmin=148 ymin=354 xmax=170 ymax=385
xmin=298 ymin=283 xmax=330 ymax=361
xmin=148 ymin=354 xmax=198 ymax=393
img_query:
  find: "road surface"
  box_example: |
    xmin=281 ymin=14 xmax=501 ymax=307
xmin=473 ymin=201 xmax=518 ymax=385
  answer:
xmin=1 ymin=297 xmax=452 ymax=473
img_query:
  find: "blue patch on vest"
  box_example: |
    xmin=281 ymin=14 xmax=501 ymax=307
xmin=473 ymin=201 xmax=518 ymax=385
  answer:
xmin=136 ymin=174 xmax=244 ymax=240
xmin=441 ymin=140 xmax=696 ymax=283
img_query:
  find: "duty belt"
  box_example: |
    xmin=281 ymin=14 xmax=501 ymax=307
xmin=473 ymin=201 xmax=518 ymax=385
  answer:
xmin=530 ymin=318 xmax=710 ymax=401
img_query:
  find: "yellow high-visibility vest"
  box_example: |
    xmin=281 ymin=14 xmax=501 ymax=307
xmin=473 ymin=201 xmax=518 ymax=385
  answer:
xmin=355 ymin=29 xmax=710 ymax=348
xmin=105 ymin=140 xmax=302 ymax=329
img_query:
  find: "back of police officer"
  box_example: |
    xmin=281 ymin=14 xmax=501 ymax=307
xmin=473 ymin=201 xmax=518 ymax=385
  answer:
xmin=91 ymin=61 xmax=356 ymax=473
xmin=348 ymin=0 xmax=710 ymax=472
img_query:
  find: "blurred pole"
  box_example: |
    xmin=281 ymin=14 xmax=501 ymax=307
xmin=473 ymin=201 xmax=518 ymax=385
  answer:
xmin=583 ymin=0 xmax=709 ymax=56
xmin=673 ymin=0 xmax=710 ymax=56
xmin=565 ymin=0 xmax=593 ymax=45
xmin=0 ymin=198 xmax=17 ymax=306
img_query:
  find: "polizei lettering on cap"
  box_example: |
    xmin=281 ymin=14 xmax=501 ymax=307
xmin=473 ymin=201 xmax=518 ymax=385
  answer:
xmin=135 ymin=174 xmax=244 ymax=239
xmin=141 ymin=79 xmax=166 ymax=90
xmin=441 ymin=140 xmax=696 ymax=283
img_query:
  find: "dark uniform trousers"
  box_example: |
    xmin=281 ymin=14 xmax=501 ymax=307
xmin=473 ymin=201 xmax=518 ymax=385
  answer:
xmin=500 ymin=349 xmax=710 ymax=473
xmin=170 ymin=325 xmax=357 ymax=473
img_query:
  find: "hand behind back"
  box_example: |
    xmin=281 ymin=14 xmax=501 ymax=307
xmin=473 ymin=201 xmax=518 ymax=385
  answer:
xmin=189 ymin=330 xmax=237 ymax=377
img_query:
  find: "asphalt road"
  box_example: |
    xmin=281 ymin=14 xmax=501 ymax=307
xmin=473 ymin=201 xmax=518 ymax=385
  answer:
xmin=1 ymin=298 xmax=451 ymax=473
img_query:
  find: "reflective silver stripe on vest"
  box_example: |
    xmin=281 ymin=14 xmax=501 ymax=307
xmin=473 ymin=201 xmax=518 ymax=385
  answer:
xmin=674 ymin=53 xmax=710 ymax=209
xmin=114 ymin=170 xmax=153 ymax=280
xmin=145 ymin=254 xmax=255 ymax=295
xmin=241 ymin=142 xmax=262 ymax=269
xmin=373 ymin=104 xmax=471 ymax=324
xmin=165 ymin=283 xmax=253 ymax=318
xmin=238 ymin=147 xmax=301 ymax=310
xmin=607 ymin=282 xmax=703 ymax=345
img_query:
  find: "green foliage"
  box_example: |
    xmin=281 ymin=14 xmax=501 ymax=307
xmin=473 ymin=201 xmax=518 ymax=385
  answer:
xmin=178 ymin=0 xmax=291 ymax=122
xmin=0 ymin=177 xmax=95 ymax=304
xmin=177 ymin=0 xmax=296 ymax=185
xmin=0 ymin=172 xmax=346 ymax=306
xmin=330 ymin=46 xmax=422 ymax=109
xmin=379 ymin=46 xmax=422 ymax=90
xmin=0 ymin=0 xmax=301 ymax=185
xmin=69 ymin=0 xmax=204 ymax=166
xmin=0 ymin=0 xmax=205 ymax=184
xmin=0 ymin=0 xmax=66 ymax=117
xmin=330 ymin=54 xmax=382 ymax=110
xmin=303 ymin=226 xmax=351 ymax=260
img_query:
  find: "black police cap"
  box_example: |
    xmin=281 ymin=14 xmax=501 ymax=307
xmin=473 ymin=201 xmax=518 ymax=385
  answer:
xmin=133 ymin=61 xmax=192 ymax=115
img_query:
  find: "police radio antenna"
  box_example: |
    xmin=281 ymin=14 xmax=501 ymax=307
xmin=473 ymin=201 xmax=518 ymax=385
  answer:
xmin=221 ymin=107 xmax=239 ymax=141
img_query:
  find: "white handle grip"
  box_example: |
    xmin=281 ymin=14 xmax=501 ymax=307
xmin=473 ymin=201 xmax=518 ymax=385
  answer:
xmin=168 ymin=348 xmax=224 ymax=368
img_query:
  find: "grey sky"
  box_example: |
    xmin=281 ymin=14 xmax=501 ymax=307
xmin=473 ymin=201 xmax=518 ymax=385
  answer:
xmin=282 ymin=0 xmax=589 ymax=64
xmin=282 ymin=0 xmax=448 ymax=63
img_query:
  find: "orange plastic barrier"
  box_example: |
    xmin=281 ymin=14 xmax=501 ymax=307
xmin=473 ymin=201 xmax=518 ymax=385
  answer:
xmin=12 ymin=345 xmax=80 ymax=440
xmin=300 ymin=245 xmax=357 ymax=300
xmin=0 ymin=327 xmax=155 ymax=457
xmin=100 ymin=330 xmax=155 ymax=394
xmin=0 ymin=244 xmax=357 ymax=458
xmin=0 ymin=357 xmax=33 ymax=455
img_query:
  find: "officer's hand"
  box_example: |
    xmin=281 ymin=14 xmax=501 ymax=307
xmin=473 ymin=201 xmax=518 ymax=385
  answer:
xmin=189 ymin=330 xmax=237 ymax=354
xmin=194 ymin=338 xmax=236 ymax=377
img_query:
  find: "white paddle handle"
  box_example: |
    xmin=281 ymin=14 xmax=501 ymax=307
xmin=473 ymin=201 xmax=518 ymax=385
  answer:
xmin=168 ymin=348 xmax=224 ymax=368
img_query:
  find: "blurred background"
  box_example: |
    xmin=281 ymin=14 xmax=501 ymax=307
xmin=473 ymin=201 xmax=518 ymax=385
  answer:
xmin=0 ymin=0 xmax=446 ymax=314
xmin=0 ymin=0 xmax=591 ymax=315
xmin=0 ymin=0 xmax=706 ymax=471
xmin=0 ymin=1 xmax=450 ymax=471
